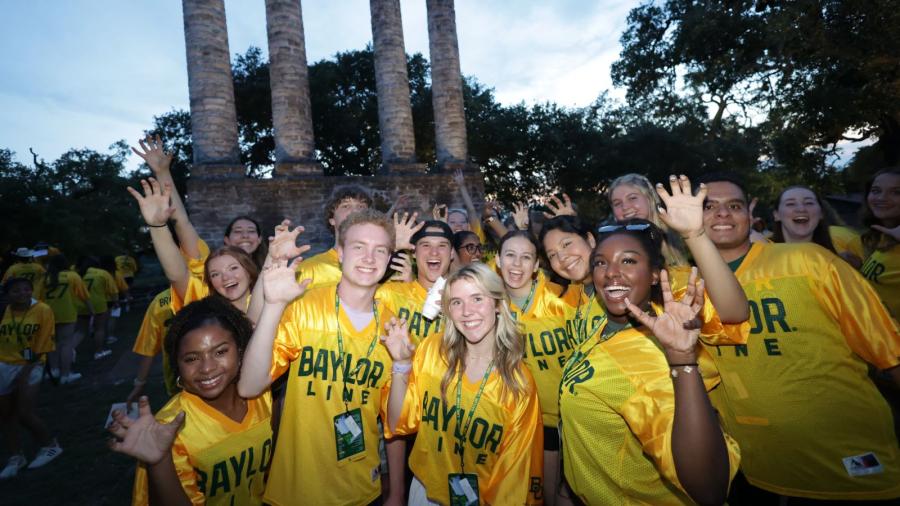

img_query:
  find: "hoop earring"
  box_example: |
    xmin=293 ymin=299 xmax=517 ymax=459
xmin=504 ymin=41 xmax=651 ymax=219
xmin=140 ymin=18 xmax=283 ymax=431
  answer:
xmin=176 ymin=376 xmax=183 ymax=389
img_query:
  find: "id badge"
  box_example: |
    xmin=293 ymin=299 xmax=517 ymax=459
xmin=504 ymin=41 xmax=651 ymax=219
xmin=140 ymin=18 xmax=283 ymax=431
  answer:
xmin=448 ymin=473 xmax=479 ymax=506
xmin=334 ymin=408 xmax=366 ymax=461
xmin=22 ymin=348 xmax=34 ymax=362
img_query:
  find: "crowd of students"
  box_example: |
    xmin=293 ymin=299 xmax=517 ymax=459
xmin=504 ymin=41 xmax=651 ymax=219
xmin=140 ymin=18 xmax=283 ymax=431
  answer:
xmin=1 ymin=133 xmax=898 ymax=505
xmin=0 ymin=242 xmax=138 ymax=479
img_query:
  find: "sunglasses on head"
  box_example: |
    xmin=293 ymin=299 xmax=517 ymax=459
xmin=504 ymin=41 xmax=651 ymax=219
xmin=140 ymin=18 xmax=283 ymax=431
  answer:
xmin=461 ymin=243 xmax=483 ymax=254
xmin=596 ymin=223 xmax=652 ymax=234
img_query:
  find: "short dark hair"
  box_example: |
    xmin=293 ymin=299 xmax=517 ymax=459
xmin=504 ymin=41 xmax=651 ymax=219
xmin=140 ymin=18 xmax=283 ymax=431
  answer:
xmin=3 ymin=277 xmax=32 ymax=294
xmin=324 ymin=185 xmax=374 ymax=233
xmin=452 ymin=230 xmax=480 ymax=252
xmin=538 ymin=215 xmax=594 ymax=248
xmin=164 ymin=296 xmax=254 ymax=387
xmin=498 ymin=230 xmax=538 ymax=254
xmin=695 ymin=172 xmax=749 ymax=202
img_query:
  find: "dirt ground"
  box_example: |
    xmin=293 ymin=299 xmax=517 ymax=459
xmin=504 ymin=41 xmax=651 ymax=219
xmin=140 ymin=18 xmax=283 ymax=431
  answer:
xmin=0 ymin=292 xmax=167 ymax=506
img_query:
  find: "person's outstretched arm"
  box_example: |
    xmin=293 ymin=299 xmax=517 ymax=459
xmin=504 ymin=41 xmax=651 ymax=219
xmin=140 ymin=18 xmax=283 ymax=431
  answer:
xmin=127 ymin=178 xmax=190 ymax=300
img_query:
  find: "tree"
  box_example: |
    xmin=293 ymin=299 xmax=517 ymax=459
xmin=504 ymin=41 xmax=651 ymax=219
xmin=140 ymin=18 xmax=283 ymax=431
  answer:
xmin=0 ymin=143 xmax=147 ymax=258
xmin=612 ymin=0 xmax=900 ymax=175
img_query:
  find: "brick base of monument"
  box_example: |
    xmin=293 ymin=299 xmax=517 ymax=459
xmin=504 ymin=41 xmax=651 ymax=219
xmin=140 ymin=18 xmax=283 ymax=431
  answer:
xmin=186 ymin=170 xmax=486 ymax=254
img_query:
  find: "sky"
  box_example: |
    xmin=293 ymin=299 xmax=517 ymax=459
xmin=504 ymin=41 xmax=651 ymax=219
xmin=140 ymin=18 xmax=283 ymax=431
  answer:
xmin=0 ymin=1 xmax=636 ymax=171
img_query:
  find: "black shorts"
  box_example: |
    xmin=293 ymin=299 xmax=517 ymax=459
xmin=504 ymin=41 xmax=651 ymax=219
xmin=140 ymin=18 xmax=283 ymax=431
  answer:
xmin=544 ymin=425 xmax=560 ymax=451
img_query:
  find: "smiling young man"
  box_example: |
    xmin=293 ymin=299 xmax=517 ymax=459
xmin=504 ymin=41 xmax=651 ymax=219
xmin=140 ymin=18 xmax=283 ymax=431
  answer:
xmin=295 ymin=185 xmax=373 ymax=291
xmin=697 ymin=173 xmax=900 ymax=504
xmin=377 ymin=221 xmax=455 ymax=344
xmin=239 ymin=209 xmax=400 ymax=506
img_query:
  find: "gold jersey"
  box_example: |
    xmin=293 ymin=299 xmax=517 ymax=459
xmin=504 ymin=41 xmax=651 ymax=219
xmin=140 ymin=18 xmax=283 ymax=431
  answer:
xmin=560 ymin=322 xmax=741 ymax=505
xmin=705 ymin=241 xmax=900 ymax=500
xmin=0 ymin=301 xmax=55 ymax=365
xmin=131 ymin=390 xmax=273 ymax=506
xmin=265 ymin=285 xmax=395 ymax=506
xmin=132 ymin=289 xmax=177 ymax=394
xmin=388 ymin=335 xmax=544 ymax=506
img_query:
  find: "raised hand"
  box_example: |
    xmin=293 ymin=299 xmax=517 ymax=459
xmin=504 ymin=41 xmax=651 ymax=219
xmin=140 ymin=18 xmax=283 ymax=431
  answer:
xmin=512 ymin=202 xmax=530 ymax=230
xmin=482 ymin=200 xmax=500 ymax=221
xmin=131 ymin=135 xmax=174 ymax=175
xmin=262 ymin=259 xmax=311 ymax=305
xmin=451 ymin=168 xmax=466 ymax=188
xmin=108 ymin=396 xmax=184 ymax=465
xmin=624 ymin=268 xmax=704 ymax=363
xmin=389 ymin=252 xmax=413 ymax=282
xmin=267 ymin=219 xmax=311 ymax=262
xmin=380 ymin=317 xmax=416 ymax=364
xmin=872 ymin=223 xmax=900 ymax=241
xmin=394 ymin=212 xmax=424 ymax=250
xmin=432 ymin=204 xmax=448 ymax=222
xmin=543 ymin=193 xmax=576 ymax=218
xmin=127 ymin=178 xmax=175 ymax=227
xmin=655 ymin=175 xmax=704 ymax=237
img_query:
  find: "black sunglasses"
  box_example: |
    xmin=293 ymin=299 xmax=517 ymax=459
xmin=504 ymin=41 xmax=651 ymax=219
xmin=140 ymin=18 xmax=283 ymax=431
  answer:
xmin=596 ymin=223 xmax=652 ymax=234
xmin=460 ymin=243 xmax=483 ymax=254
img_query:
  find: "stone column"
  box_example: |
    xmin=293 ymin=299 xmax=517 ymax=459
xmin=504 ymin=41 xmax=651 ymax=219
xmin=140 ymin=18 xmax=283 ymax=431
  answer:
xmin=265 ymin=0 xmax=322 ymax=175
xmin=182 ymin=0 xmax=243 ymax=177
xmin=426 ymin=0 xmax=468 ymax=169
xmin=370 ymin=0 xmax=425 ymax=173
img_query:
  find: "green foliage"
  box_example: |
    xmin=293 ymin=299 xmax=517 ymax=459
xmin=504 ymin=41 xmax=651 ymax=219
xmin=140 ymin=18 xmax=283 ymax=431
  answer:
xmin=0 ymin=144 xmax=146 ymax=258
xmin=613 ymin=0 xmax=900 ymax=176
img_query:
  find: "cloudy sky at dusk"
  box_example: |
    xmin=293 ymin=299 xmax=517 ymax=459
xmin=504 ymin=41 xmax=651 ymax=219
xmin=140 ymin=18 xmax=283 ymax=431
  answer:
xmin=1 ymin=1 xmax=636 ymax=170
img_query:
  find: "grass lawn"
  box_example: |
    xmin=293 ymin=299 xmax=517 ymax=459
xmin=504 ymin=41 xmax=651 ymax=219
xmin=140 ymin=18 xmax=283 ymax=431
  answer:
xmin=0 ymin=288 xmax=169 ymax=505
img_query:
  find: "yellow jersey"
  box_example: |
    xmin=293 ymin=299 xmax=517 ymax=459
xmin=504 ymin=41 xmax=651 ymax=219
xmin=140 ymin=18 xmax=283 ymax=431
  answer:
xmin=296 ymin=248 xmax=342 ymax=290
xmin=513 ymin=276 xmax=572 ymax=428
xmin=115 ymin=255 xmax=138 ymax=279
xmin=388 ymin=335 xmax=544 ymax=506
xmin=704 ymin=241 xmax=900 ymax=500
xmin=132 ymin=289 xmax=177 ymax=394
xmin=0 ymin=301 xmax=55 ymax=365
xmin=265 ymin=285 xmax=395 ymax=506
xmin=42 ymin=270 xmax=89 ymax=324
xmin=131 ymin=390 xmax=273 ymax=506
xmin=170 ymin=276 xmax=209 ymax=314
xmin=185 ymin=239 xmax=211 ymax=281
xmin=376 ymin=280 xmax=444 ymax=344
xmin=2 ymin=262 xmax=46 ymax=300
xmin=829 ymin=226 xmax=864 ymax=260
xmin=77 ymin=267 xmax=118 ymax=315
xmin=861 ymin=244 xmax=900 ymax=318
xmin=560 ymin=323 xmax=741 ymax=505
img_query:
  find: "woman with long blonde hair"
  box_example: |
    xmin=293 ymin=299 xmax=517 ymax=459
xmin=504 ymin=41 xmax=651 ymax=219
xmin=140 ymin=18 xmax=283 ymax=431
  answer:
xmin=383 ymin=263 xmax=543 ymax=506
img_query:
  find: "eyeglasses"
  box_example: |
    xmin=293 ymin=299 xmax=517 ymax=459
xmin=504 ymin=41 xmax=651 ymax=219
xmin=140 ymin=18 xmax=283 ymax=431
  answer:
xmin=596 ymin=223 xmax=652 ymax=234
xmin=460 ymin=243 xmax=483 ymax=254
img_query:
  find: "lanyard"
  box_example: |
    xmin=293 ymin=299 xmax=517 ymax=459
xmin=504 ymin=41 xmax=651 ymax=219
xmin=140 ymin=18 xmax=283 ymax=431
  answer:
xmin=559 ymin=318 xmax=627 ymax=399
xmin=334 ymin=292 xmax=380 ymax=413
xmin=572 ymin=291 xmax=606 ymax=345
xmin=512 ymin=280 xmax=538 ymax=320
xmin=454 ymin=360 xmax=494 ymax=473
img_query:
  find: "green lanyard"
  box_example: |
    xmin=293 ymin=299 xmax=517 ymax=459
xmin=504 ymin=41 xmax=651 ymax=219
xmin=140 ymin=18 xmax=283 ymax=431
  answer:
xmin=511 ymin=280 xmax=538 ymax=320
xmin=334 ymin=292 xmax=380 ymax=413
xmin=559 ymin=319 xmax=627 ymax=399
xmin=572 ymin=292 xmax=606 ymax=345
xmin=454 ymin=360 xmax=494 ymax=473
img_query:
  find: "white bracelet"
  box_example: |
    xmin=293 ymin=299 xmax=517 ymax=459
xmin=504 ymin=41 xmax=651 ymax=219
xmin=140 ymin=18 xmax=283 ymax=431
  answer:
xmin=133 ymin=378 xmax=147 ymax=386
xmin=392 ymin=362 xmax=412 ymax=374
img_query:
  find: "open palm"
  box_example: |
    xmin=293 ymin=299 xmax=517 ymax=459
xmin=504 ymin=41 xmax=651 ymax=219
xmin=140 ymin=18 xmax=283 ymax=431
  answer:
xmin=625 ymin=268 xmax=704 ymax=356
xmin=268 ymin=219 xmax=311 ymax=261
xmin=126 ymin=178 xmax=175 ymax=226
xmin=108 ymin=397 xmax=184 ymax=465
xmin=656 ymin=175 xmax=705 ymax=236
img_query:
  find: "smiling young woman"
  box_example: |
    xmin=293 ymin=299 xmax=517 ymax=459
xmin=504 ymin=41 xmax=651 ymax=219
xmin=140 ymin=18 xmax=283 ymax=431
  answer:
xmin=383 ymin=263 xmax=543 ymax=506
xmin=110 ymin=296 xmax=272 ymax=506
xmin=559 ymin=222 xmax=739 ymax=506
